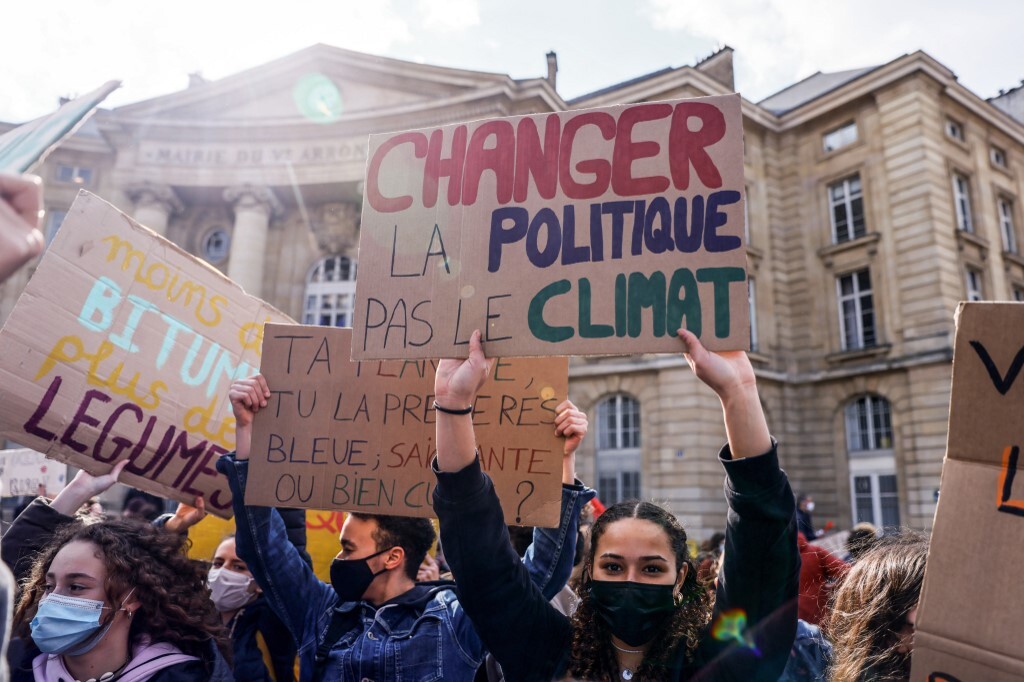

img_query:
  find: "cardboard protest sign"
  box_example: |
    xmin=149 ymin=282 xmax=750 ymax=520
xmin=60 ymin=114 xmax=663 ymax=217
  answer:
xmin=187 ymin=509 xmax=350 ymax=582
xmin=247 ymin=324 xmax=567 ymax=527
xmin=911 ymin=303 xmax=1024 ymax=681
xmin=352 ymin=93 xmax=748 ymax=360
xmin=0 ymin=449 xmax=67 ymax=497
xmin=0 ymin=191 xmax=292 ymax=518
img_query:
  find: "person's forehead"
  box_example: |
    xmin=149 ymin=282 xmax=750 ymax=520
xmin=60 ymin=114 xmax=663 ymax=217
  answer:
xmin=214 ymin=538 xmax=239 ymax=561
xmin=596 ymin=518 xmax=673 ymax=556
xmin=50 ymin=540 xmax=105 ymax=579
xmin=340 ymin=515 xmax=380 ymax=544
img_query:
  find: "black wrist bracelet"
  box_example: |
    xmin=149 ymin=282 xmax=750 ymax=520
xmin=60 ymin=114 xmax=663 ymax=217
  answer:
xmin=433 ymin=401 xmax=473 ymax=415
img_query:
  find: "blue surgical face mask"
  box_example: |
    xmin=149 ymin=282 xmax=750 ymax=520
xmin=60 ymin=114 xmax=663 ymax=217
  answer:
xmin=30 ymin=588 xmax=134 ymax=655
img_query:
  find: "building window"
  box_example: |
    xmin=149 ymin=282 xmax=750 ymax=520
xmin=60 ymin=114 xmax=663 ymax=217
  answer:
xmin=303 ymin=255 xmax=357 ymax=327
xmin=998 ymin=197 xmax=1018 ymax=254
xmin=823 ymin=121 xmax=858 ymax=153
xmin=846 ymin=390 xmax=899 ymax=527
xmin=837 ymin=269 xmax=876 ymax=351
xmin=55 ymin=164 xmax=92 ymax=185
xmin=945 ymin=118 xmax=965 ymax=142
xmin=851 ymin=471 xmax=901 ymax=528
xmin=1014 ymin=286 xmax=1024 ymax=302
xmin=991 ymin=145 xmax=1008 ymax=169
xmin=965 ymin=268 xmax=984 ymax=301
xmin=201 ymin=228 xmax=231 ymax=264
xmin=952 ymin=173 xmax=974 ymax=233
xmin=596 ymin=394 xmax=641 ymax=505
xmin=44 ymin=210 xmax=67 ymax=244
xmin=747 ymin=277 xmax=758 ymax=351
xmin=845 ymin=395 xmax=893 ymax=452
xmin=829 ymin=175 xmax=866 ymax=244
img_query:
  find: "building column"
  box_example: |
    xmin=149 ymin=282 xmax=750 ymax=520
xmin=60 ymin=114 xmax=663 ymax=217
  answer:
xmin=125 ymin=182 xmax=183 ymax=236
xmin=224 ymin=185 xmax=282 ymax=297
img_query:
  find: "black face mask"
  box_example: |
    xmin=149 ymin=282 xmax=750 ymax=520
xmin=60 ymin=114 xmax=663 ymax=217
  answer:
xmin=330 ymin=548 xmax=392 ymax=602
xmin=589 ymin=580 xmax=677 ymax=647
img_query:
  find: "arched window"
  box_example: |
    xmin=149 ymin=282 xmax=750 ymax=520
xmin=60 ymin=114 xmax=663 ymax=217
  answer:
xmin=845 ymin=394 xmax=893 ymax=453
xmin=595 ymin=394 xmax=641 ymax=505
xmin=845 ymin=395 xmax=899 ymax=527
xmin=303 ymin=255 xmax=357 ymax=327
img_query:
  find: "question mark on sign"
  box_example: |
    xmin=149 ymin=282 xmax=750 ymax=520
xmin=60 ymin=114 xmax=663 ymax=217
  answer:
xmin=515 ymin=480 xmax=535 ymax=524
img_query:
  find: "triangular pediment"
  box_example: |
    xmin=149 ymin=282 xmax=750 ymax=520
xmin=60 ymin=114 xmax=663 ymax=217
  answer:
xmin=114 ymin=44 xmax=559 ymax=126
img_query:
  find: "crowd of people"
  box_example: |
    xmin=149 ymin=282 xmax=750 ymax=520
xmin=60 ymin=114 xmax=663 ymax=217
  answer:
xmin=0 ymin=171 xmax=932 ymax=681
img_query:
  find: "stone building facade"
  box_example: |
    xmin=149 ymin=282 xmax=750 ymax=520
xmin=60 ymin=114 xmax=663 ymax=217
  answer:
xmin=3 ymin=44 xmax=1023 ymax=540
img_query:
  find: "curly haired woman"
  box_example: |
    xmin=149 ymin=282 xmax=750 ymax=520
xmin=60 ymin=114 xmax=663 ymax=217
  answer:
xmin=825 ymin=530 xmax=929 ymax=682
xmin=3 ymin=461 xmax=231 ymax=682
xmin=566 ymin=501 xmax=716 ymax=679
xmin=431 ymin=329 xmax=800 ymax=681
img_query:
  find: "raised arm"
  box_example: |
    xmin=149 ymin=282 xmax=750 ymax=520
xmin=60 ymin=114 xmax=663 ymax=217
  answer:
xmin=523 ymin=400 xmax=595 ymax=600
xmin=433 ymin=330 xmax=580 ymax=680
xmin=216 ymin=374 xmax=335 ymax=652
xmin=676 ymin=329 xmax=798 ymax=681
xmin=2 ymin=461 xmax=128 ymax=581
xmin=433 ymin=329 xmax=492 ymax=474
xmin=676 ymin=328 xmax=771 ymax=459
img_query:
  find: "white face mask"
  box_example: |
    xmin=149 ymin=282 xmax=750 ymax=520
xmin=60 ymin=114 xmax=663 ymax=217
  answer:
xmin=805 ymin=502 xmax=816 ymax=512
xmin=208 ymin=567 xmax=255 ymax=612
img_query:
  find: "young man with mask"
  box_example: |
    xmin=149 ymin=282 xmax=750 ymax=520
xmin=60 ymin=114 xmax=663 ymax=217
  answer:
xmin=216 ymin=374 xmax=594 ymax=681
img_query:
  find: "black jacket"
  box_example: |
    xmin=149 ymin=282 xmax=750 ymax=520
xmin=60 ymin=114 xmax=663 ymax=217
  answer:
xmin=433 ymin=442 xmax=800 ymax=682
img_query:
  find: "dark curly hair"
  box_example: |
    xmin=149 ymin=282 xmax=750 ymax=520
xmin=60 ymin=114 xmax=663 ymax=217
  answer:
xmin=825 ymin=529 xmax=928 ymax=682
xmin=569 ymin=500 xmax=714 ymax=681
xmin=13 ymin=518 xmax=229 ymax=668
xmin=349 ymin=512 xmax=436 ymax=581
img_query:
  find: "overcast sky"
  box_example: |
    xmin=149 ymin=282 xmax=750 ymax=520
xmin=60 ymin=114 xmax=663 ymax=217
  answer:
xmin=3 ymin=0 xmax=1021 ymax=122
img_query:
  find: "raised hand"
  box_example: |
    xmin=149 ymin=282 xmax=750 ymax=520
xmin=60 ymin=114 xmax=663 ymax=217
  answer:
xmin=434 ymin=330 xmax=493 ymax=473
xmin=554 ymin=400 xmax=587 ymax=457
xmin=51 ymin=459 xmax=130 ymax=516
xmin=676 ymin=328 xmax=757 ymax=400
xmin=555 ymin=399 xmax=588 ymax=484
xmin=163 ymin=496 xmax=208 ymax=534
xmin=434 ymin=330 xmax=492 ymax=408
xmin=676 ymin=328 xmax=770 ymax=460
xmin=229 ymin=374 xmax=271 ymax=427
xmin=0 ymin=173 xmax=44 ymax=283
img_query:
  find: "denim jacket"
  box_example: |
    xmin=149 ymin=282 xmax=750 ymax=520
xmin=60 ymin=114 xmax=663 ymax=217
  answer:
xmin=216 ymin=453 xmax=593 ymax=682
